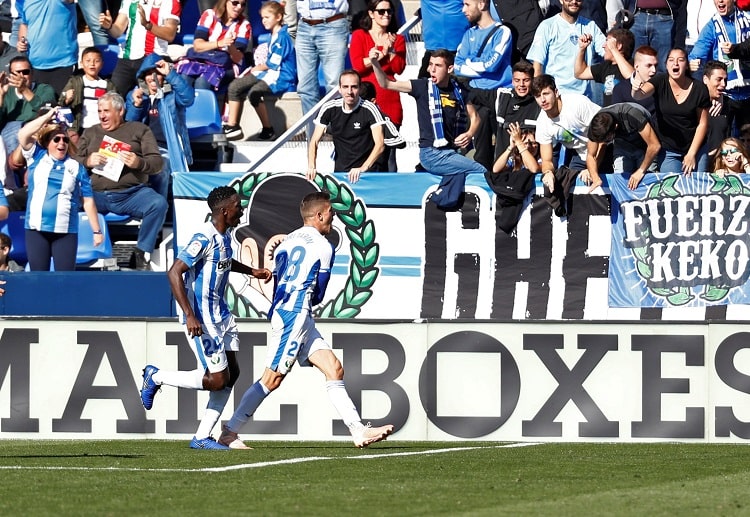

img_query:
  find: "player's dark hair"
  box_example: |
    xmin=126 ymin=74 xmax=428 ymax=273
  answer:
xmin=81 ymin=46 xmax=103 ymax=59
xmin=607 ymin=28 xmax=635 ymax=59
xmin=531 ymin=74 xmax=557 ymax=97
xmin=588 ymin=112 xmax=617 ymax=143
xmin=207 ymin=186 xmax=238 ymax=211
xmin=512 ymin=60 xmax=534 ymax=77
xmin=339 ymin=69 xmax=361 ymax=87
xmin=703 ymin=60 xmax=728 ymax=78
xmin=429 ymin=49 xmax=454 ymax=67
xmin=0 ymin=232 xmax=11 ymax=251
xmin=359 ymin=80 xmax=376 ymax=101
xmin=300 ymin=191 xmax=332 ymax=219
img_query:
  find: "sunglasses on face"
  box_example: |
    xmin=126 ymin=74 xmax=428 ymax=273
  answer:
xmin=52 ymin=136 xmax=70 ymax=144
xmin=229 ymin=0 xmax=246 ymax=6
xmin=12 ymin=69 xmax=31 ymax=75
xmin=721 ymin=148 xmax=740 ymax=156
xmin=374 ymin=8 xmax=393 ymax=15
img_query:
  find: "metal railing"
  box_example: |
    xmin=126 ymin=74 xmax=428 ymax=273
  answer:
xmin=246 ymin=13 xmax=423 ymax=172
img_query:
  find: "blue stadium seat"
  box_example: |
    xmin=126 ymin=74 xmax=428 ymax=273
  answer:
xmin=77 ymin=213 xmax=115 ymax=269
xmin=104 ymin=212 xmax=132 ymax=224
xmin=186 ymin=88 xmax=224 ymax=139
xmin=0 ymin=211 xmax=27 ymax=265
xmin=100 ymin=44 xmax=121 ymax=78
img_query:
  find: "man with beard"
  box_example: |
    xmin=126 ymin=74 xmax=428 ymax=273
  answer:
xmin=526 ymin=0 xmax=606 ymax=96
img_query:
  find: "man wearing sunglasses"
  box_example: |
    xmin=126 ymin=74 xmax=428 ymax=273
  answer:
xmin=0 ymin=55 xmax=56 ymax=158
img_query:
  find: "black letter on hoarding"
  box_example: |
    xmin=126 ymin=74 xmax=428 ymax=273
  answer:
xmin=715 ymin=332 xmax=750 ymax=438
xmin=419 ymin=331 xmax=520 ymax=438
xmin=523 ymin=334 xmax=618 ymax=437
xmin=492 ymin=197 xmax=553 ymax=319
xmin=0 ymin=328 xmax=39 ymax=431
xmin=165 ymin=331 xmax=200 ymax=433
xmin=561 ymin=194 xmax=610 ymax=319
xmin=235 ymin=331 xmax=297 ymax=434
xmin=53 ymin=331 xmax=152 ymax=433
xmin=421 ymin=193 xmax=480 ymax=318
xmin=632 ymin=335 xmax=704 ymax=438
xmin=332 ymin=333 xmax=408 ymax=436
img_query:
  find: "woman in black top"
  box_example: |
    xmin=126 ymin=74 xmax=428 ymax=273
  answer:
xmin=631 ymin=48 xmax=710 ymax=174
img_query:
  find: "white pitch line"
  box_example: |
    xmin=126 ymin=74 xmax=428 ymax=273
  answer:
xmin=0 ymin=442 xmax=543 ymax=473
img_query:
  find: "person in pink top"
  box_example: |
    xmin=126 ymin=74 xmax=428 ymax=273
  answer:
xmin=349 ymin=0 xmax=406 ymax=171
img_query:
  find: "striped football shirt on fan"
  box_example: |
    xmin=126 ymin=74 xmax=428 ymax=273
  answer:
xmin=118 ymin=0 xmax=181 ymax=60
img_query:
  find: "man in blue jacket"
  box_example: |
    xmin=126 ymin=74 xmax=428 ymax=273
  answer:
xmin=125 ymin=55 xmax=194 ymax=200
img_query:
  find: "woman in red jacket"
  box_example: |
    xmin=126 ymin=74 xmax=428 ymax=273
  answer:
xmin=349 ymin=0 xmax=406 ymax=171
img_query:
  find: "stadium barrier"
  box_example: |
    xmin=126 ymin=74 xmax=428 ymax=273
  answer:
xmin=1 ymin=318 xmax=750 ymax=443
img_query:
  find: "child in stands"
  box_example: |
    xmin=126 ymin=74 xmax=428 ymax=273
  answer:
xmin=0 ymin=232 xmax=23 ymax=272
xmin=58 ymin=47 xmax=118 ymax=144
xmin=223 ymin=1 xmax=296 ymax=141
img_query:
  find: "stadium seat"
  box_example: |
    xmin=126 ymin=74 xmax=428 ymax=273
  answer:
xmin=77 ymin=212 xmax=116 ymax=269
xmin=100 ymin=44 xmax=121 ymax=78
xmin=0 ymin=211 xmax=27 ymax=265
xmin=186 ymin=88 xmax=224 ymax=139
xmin=186 ymin=88 xmax=229 ymax=169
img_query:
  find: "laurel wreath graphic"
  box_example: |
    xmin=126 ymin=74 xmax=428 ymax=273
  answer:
xmin=223 ymin=173 xmax=379 ymax=319
xmin=631 ymin=175 xmax=746 ymax=306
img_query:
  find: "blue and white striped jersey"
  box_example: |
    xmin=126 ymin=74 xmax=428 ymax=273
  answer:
xmin=24 ymin=145 xmax=93 ymax=233
xmin=176 ymin=221 xmax=233 ymax=326
xmin=270 ymin=225 xmax=334 ymax=316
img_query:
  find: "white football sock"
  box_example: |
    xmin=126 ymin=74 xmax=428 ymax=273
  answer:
xmin=152 ymin=368 xmax=204 ymax=389
xmin=326 ymin=380 xmax=361 ymax=428
xmin=194 ymin=387 xmax=232 ymax=440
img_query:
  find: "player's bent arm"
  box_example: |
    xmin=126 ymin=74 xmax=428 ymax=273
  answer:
xmin=585 ymin=140 xmax=603 ymax=177
xmin=231 ymin=259 xmax=272 ymax=282
xmin=638 ymin=123 xmax=661 ymax=173
xmin=539 ymin=142 xmax=555 ymax=176
xmin=167 ymin=259 xmax=194 ymax=317
xmin=312 ymin=270 xmax=331 ymax=306
xmin=574 ymin=46 xmax=593 ymax=80
xmin=307 ymin=124 xmax=326 ymax=172
xmin=370 ymin=52 xmax=412 ymax=93
xmin=361 ymin=124 xmax=385 ymax=171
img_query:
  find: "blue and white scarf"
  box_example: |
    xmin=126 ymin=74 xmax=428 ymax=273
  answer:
xmin=713 ymin=9 xmax=750 ymax=91
xmin=429 ymin=80 xmax=467 ymax=148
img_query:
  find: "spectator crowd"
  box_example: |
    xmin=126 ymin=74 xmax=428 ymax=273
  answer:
xmin=1 ymin=0 xmax=750 ymax=268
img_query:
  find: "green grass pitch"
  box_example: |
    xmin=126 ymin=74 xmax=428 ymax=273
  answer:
xmin=1 ymin=440 xmax=749 ymax=515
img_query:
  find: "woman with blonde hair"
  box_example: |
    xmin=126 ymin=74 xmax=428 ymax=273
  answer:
xmin=712 ymin=137 xmax=750 ymax=178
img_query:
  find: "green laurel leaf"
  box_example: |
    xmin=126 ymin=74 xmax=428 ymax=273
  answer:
xmin=727 ymin=175 xmax=744 ymax=195
xmin=352 ymin=200 xmax=364 ymax=225
xmin=336 ymin=306 xmax=361 ymax=318
xmin=364 ymin=244 xmax=379 ymax=267
xmin=340 ymin=184 xmax=353 ymax=207
xmin=349 ymin=290 xmax=373 ymax=306
xmin=636 ymin=260 xmax=652 ymax=279
xmin=632 ymin=246 xmax=649 ymax=262
xmin=651 ymin=287 xmax=673 ymax=296
xmin=667 ymin=290 xmax=694 ymax=306
xmin=702 ymin=285 xmax=730 ymax=302
xmin=338 ymin=213 xmax=359 ymax=227
xmin=362 ymin=221 xmax=375 ymax=244
xmin=346 ymin=228 xmax=365 ymax=247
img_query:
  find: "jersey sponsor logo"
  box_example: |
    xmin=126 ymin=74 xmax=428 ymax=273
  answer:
xmin=186 ymin=240 xmax=202 ymax=257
